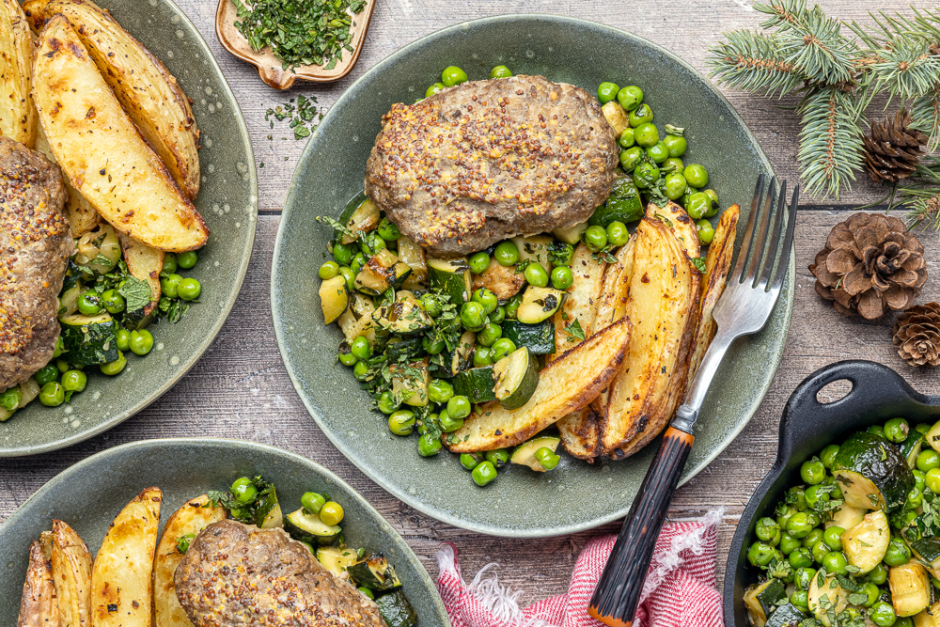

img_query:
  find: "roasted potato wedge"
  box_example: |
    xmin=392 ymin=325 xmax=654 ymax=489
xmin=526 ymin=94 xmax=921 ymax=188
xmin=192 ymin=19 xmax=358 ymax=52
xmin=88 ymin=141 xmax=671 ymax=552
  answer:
xmin=548 ymin=243 xmax=606 ymax=362
xmin=22 ymin=0 xmax=46 ymax=33
xmin=153 ymin=495 xmax=226 ymax=627
xmin=558 ymin=406 xmax=604 ymax=460
xmin=445 ymin=317 xmax=631 ymax=453
xmin=601 ymin=218 xmax=700 ymax=455
xmin=38 ymin=531 xmax=54 ymax=560
xmin=45 ymin=0 xmax=200 ymax=198
xmin=91 ymin=487 xmax=161 ymax=627
xmin=687 ymin=205 xmax=740 ymax=381
xmin=17 ymin=541 xmax=58 ymax=627
xmin=51 ymin=520 xmax=92 ymax=627
xmin=33 ymin=16 xmax=208 ymax=252
xmin=0 ymin=0 xmax=36 ymax=147
xmin=646 ymin=201 xmax=701 ymax=260
xmin=119 ymin=233 xmax=163 ymax=319
xmin=472 ymin=257 xmax=525 ymax=301
xmin=35 ymin=122 xmax=100 ymax=237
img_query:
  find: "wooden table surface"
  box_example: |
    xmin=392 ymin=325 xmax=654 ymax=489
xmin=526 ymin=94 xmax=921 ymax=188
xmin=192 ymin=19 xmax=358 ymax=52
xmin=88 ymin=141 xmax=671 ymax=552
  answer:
xmin=4 ymin=0 xmax=940 ymax=613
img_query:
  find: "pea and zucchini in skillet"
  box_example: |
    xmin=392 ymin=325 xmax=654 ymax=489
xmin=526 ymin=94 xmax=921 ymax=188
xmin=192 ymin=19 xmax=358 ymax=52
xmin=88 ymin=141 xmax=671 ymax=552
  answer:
xmin=743 ymin=418 xmax=940 ymax=627
xmin=316 ymin=63 xmax=739 ymax=486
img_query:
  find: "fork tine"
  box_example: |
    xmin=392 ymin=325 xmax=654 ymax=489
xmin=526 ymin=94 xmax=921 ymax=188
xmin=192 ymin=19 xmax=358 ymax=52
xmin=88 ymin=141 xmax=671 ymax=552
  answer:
xmin=758 ymin=181 xmax=787 ymax=287
xmin=771 ymin=184 xmax=800 ymax=293
xmin=744 ymin=177 xmax=776 ymax=285
xmin=730 ymin=174 xmax=766 ymax=284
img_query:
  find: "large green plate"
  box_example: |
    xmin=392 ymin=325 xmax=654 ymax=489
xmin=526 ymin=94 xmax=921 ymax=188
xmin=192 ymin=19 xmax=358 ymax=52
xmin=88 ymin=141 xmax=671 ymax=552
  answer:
xmin=272 ymin=15 xmax=794 ymax=537
xmin=0 ymin=439 xmax=449 ymax=625
xmin=0 ymin=0 xmax=258 ymax=456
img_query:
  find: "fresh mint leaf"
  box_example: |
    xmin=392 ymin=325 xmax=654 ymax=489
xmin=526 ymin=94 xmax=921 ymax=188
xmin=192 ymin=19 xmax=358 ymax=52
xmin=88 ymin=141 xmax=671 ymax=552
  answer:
xmin=692 ymin=256 xmax=707 ymax=273
xmin=118 ymin=276 xmax=152 ymax=313
xmin=565 ymin=319 xmax=585 ymax=341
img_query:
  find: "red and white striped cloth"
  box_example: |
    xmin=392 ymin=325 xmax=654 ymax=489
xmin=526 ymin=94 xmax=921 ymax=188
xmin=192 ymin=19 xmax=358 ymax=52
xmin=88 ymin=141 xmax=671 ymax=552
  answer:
xmin=436 ymin=510 xmax=724 ymax=627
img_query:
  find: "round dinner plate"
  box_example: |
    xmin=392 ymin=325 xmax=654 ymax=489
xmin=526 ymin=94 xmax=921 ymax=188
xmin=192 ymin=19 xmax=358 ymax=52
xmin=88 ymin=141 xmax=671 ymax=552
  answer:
xmin=0 ymin=438 xmax=449 ymax=626
xmin=272 ymin=14 xmax=794 ymax=537
xmin=0 ymin=0 xmax=258 ymax=456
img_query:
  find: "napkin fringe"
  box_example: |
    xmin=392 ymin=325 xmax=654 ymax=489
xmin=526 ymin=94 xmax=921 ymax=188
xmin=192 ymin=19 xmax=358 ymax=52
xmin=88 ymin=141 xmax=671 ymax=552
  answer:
xmin=640 ymin=508 xmax=724 ymax=600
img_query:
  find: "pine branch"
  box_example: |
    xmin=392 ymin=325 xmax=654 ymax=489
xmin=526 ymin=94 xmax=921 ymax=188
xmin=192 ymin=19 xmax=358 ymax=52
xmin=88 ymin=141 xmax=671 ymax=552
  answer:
xmin=778 ymin=16 xmax=857 ymax=84
xmin=707 ymin=30 xmax=803 ymax=96
xmin=911 ymin=85 xmax=940 ymax=150
xmin=756 ymin=0 xmax=814 ymax=34
xmin=868 ymin=41 xmax=940 ymax=100
xmin=797 ymin=87 xmax=865 ymax=198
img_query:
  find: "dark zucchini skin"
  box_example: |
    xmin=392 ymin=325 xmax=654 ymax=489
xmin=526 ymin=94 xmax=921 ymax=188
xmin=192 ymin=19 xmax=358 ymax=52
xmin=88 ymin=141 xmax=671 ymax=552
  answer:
xmin=386 ymin=337 xmax=425 ymax=362
xmin=453 ymin=367 xmax=496 ymax=403
xmin=912 ymin=537 xmax=940 ymax=568
xmin=61 ymin=320 xmax=118 ymax=366
xmin=899 ymin=430 xmax=925 ymax=468
xmin=335 ymin=190 xmax=368 ymax=242
xmin=589 ymin=177 xmax=643 ymax=227
xmin=756 ymin=579 xmax=787 ymax=616
xmin=765 ymin=603 xmax=806 ymax=627
xmin=833 ymin=432 xmax=915 ymax=512
xmin=501 ymin=320 xmax=555 ymax=355
xmin=375 ymin=590 xmax=418 ymax=627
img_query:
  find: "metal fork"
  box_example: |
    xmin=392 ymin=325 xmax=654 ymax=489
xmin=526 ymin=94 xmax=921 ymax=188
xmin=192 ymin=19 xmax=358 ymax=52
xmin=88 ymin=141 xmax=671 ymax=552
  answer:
xmin=588 ymin=175 xmax=799 ymax=627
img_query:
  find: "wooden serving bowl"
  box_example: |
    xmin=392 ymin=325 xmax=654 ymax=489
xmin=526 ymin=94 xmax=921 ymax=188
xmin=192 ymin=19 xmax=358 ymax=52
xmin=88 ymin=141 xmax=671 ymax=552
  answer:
xmin=215 ymin=0 xmax=376 ymax=89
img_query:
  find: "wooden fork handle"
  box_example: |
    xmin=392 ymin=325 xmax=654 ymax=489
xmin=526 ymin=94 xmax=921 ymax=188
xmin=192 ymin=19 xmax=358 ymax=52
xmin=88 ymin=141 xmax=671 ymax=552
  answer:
xmin=588 ymin=426 xmax=695 ymax=627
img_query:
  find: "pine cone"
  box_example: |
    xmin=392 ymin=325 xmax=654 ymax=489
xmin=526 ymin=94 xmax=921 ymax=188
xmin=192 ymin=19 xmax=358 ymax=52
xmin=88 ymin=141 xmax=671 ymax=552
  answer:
xmin=863 ymin=109 xmax=928 ymax=184
xmin=809 ymin=213 xmax=928 ymax=320
xmin=894 ymin=303 xmax=940 ymax=367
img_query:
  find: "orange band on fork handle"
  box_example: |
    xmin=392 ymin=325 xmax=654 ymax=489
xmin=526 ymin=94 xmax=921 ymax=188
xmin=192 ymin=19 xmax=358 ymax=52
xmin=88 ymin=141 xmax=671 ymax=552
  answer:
xmin=664 ymin=425 xmax=695 ymax=446
xmin=588 ymin=605 xmax=633 ymax=627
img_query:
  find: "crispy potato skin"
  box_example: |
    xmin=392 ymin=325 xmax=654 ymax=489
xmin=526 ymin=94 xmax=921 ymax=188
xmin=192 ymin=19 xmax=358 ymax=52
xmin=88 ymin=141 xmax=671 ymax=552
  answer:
xmin=34 ymin=122 xmax=100 ymax=237
xmin=51 ymin=520 xmax=92 ymax=627
xmin=119 ymin=234 xmax=163 ymax=317
xmin=646 ymin=201 xmax=701 ymax=260
xmin=21 ymin=0 xmax=46 ymax=33
xmin=549 ymin=243 xmax=606 ymax=361
xmin=445 ymin=317 xmax=632 ymax=453
xmin=46 ymin=0 xmax=200 ymax=199
xmin=91 ymin=487 xmax=161 ymax=627
xmin=153 ymin=495 xmax=225 ymax=627
xmin=17 ymin=541 xmax=59 ymax=627
xmin=558 ymin=406 xmax=604 ymax=460
xmin=0 ymin=0 xmax=36 ymax=147
xmin=33 ymin=16 xmax=208 ymax=252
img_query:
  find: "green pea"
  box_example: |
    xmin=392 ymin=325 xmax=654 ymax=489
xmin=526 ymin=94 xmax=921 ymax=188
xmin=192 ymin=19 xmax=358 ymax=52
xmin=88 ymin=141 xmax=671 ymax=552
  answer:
xmin=869 ymin=601 xmax=897 ymax=627
xmin=163 ymin=252 xmax=178 ymax=274
xmin=747 ymin=541 xmax=774 ymax=567
xmin=633 ymin=162 xmax=660 ymax=189
xmin=129 ymin=329 xmax=154 ymax=356
xmin=428 ymin=379 xmax=454 ymax=405
xmin=472 ymin=460 xmax=498 ymax=486
xmin=663 ymin=157 xmax=684 ymax=174
xmin=418 ymin=433 xmax=443 ymax=457
xmin=646 ymin=141 xmax=669 ymax=164
xmin=804 ymin=485 xmax=830 ymax=507
xmin=822 ymin=476 xmax=843 ymax=500
xmin=618 ymin=128 xmax=636 ymax=148
xmin=504 ymin=295 xmax=522 ymax=319
xmin=420 ymin=293 xmax=443 ymax=317
xmin=358 ymin=586 xmax=375 ymax=600
xmin=683 ymin=164 xmax=709 ymax=188
xmin=340 ymin=266 xmax=356 ymax=290
xmin=77 ymin=292 xmax=101 ymax=316
xmin=795 ymin=567 xmax=817 ymax=590
xmin=789 ymin=590 xmax=809 ymax=610
xmin=376 ymin=391 xmax=397 ymax=415
xmin=318 ymin=261 xmax=340 ymax=280
xmin=523 ymin=263 xmax=549 ymax=288
xmin=350 ymin=336 xmax=372 ymax=360
xmin=823 ymin=526 xmax=844 ymax=551
xmin=703 ymin=189 xmax=720 ymax=217
xmin=779 ymin=533 xmax=801 ymax=555
xmin=469 ymin=252 xmax=491 ymax=274
xmin=802 ymin=528 xmax=824 ymax=548
xmin=811 ymin=541 xmax=829 ymax=564
xmin=664 ymin=172 xmax=687 ymax=200
xmin=478 ymin=323 xmax=502 ymax=347
xmin=339 ymin=351 xmax=358 ymax=366
xmin=113 ymin=328 xmax=130 ymax=352
xmin=861 ymin=582 xmax=880 ymax=607
xmin=178 ymin=278 xmax=201 ymax=301
xmin=755 ymin=517 xmax=780 ymax=542
xmin=333 ymin=242 xmax=356 ymax=265
xmin=351 ymin=252 xmax=367 ymax=274
xmin=297 ymin=495 xmax=328 ymax=521
xmin=474 ymin=346 xmax=493 ymax=367
xmin=896 ymin=619 xmax=913 ymax=627
xmin=820 ymin=444 xmax=840 ymax=468
xmin=441 ymin=66 xmax=468 ymax=87
xmin=788 ymin=487 xmax=808 ymax=511
xmin=0 ymin=387 xmax=22 ymax=411
xmin=918 ymin=448 xmax=940 ymax=472
xmin=686 ymin=193 xmax=711 ymax=220
xmin=388 ymin=410 xmax=416 ymax=436
xmin=697 ymin=219 xmax=715 ymax=245
xmin=100 ymin=352 xmax=126 ymax=375
xmin=494 ymin=241 xmax=519 ymax=266
xmin=56 ymin=359 xmax=69 ymax=373
xmin=178 ymin=251 xmax=198 ymax=269
xmin=917 ymin=423 xmax=932 ymax=435
xmin=910 ymin=487 xmax=924 ymax=508
xmin=485 ymin=448 xmax=510 ymax=468
xmin=447 ymin=395 xmax=471 ymax=420
xmin=353 ymin=361 xmax=370 ymax=381
xmin=597 ymin=82 xmax=620 ymax=104
xmin=101 ymin=289 xmax=125 ymax=314
xmin=926 ymin=468 xmax=940 ymax=493
xmin=491 ymin=65 xmax=512 ymax=79
xmin=800 ymin=459 xmax=826 ymax=485
xmin=634 ymin=122 xmax=659 ymax=148
xmin=620 ymin=147 xmax=644 ymax=171
xmin=39 ymin=381 xmax=65 ymax=407
xmin=869 ymin=424 xmax=886 ymax=438
xmin=663 ymin=133 xmax=687 ymax=158
xmin=535 ymin=447 xmax=561 ymax=470
xmin=884 ymin=537 xmax=911 ymax=566
xmin=491 ymin=338 xmax=516 ymax=362
xmin=617 ymin=85 xmax=643 ymax=111
xmin=788 ymin=547 xmax=813 ymax=568
xmin=606 ymin=221 xmax=630 ymax=247
xmin=628 ymin=104 xmax=653 ymax=127
xmin=377 ymin=218 xmax=401 ymax=242
xmin=776 ymin=505 xmax=797 ymax=530
xmin=232 ymin=478 xmax=258 ymax=504
xmin=488 ymin=306 xmax=506 ymax=324
xmin=584 ymin=225 xmax=608 ymax=252
xmin=425 ymin=82 xmax=445 ymax=98
xmin=35 ymin=364 xmax=59 ymax=387
xmin=785 ymin=512 xmax=815 ymax=538
xmin=460 ymin=301 xmax=487 ymax=331
xmin=866 ymin=563 xmax=888 ymax=585
xmin=551 ymin=266 xmax=574 ymax=290
xmin=460 ymin=453 xmax=481 ymax=470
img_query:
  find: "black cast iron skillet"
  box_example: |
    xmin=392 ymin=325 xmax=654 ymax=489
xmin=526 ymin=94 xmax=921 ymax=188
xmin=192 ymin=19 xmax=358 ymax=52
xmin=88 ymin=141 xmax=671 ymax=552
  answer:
xmin=724 ymin=360 xmax=940 ymax=627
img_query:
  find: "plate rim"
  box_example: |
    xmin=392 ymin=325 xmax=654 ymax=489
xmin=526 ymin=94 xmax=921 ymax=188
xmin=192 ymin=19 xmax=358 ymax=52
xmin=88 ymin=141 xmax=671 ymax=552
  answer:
xmin=0 ymin=0 xmax=259 ymax=457
xmin=272 ymin=12 xmax=794 ymax=537
xmin=0 ymin=437 xmax=450 ymax=626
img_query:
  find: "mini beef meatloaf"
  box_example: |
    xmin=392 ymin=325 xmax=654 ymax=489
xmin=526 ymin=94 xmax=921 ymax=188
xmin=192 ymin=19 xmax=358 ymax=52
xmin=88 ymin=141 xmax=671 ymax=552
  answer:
xmin=365 ymin=75 xmax=618 ymax=256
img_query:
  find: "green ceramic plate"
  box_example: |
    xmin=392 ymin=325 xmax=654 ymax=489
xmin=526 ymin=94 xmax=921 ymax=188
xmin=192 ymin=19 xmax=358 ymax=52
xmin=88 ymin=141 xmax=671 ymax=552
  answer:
xmin=0 ymin=439 xmax=449 ymax=626
xmin=0 ymin=0 xmax=257 ymax=456
xmin=272 ymin=15 xmax=794 ymax=537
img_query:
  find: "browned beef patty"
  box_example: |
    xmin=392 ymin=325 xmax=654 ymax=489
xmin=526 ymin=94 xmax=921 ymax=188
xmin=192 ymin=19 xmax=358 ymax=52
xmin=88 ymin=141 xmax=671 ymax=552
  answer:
xmin=0 ymin=137 xmax=70 ymax=390
xmin=365 ymin=75 xmax=618 ymax=257
xmin=175 ymin=519 xmax=384 ymax=627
